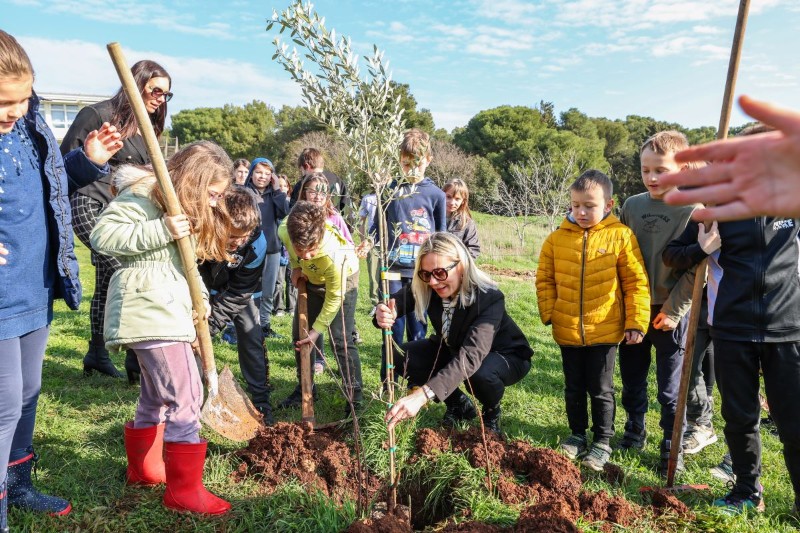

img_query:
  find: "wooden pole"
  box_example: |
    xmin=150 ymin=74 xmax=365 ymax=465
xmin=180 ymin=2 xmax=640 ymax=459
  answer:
xmin=666 ymin=0 xmax=750 ymax=487
xmin=297 ymin=279 xmax=316 ymax=426
xmin=106 ymin=43 xmax=219 ymax=397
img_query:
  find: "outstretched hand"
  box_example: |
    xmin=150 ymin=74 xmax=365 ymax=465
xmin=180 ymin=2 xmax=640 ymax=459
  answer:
xmin=385 ymin=387 xmax=428 ymax=431
xmin=83 ymin=122 xmax=123 ymax=166
xmin=662 ymin=96 xmax=800 ymax=222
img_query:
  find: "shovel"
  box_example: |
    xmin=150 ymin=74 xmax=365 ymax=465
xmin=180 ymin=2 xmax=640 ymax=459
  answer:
xmin=107 ymin=43 xmax=263 ymax=442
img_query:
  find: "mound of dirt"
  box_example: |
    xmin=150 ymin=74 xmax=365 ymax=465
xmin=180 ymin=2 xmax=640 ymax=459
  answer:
xmin=234 ymin=422 xmax=381 ymax=505
xmin=649 ymin=489 xmax=695 ymax=519
xmin=413 ymin=428 xmax=642 ymax=531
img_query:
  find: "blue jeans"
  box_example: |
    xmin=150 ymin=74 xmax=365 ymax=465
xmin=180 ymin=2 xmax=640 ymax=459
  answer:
xmin=0 ymin=326 xmax=49 ymax=484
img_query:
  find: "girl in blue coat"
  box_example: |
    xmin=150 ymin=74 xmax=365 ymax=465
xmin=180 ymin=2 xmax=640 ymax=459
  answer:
xmin=0 ymin=30 xmax=122 ymax=529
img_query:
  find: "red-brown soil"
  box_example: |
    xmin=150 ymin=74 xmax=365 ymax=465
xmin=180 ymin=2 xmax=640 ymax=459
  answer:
xmin=233 ymin=422 xmax=381 ymax=505
xmin=235 ymin=423 xmax=692 ymax=531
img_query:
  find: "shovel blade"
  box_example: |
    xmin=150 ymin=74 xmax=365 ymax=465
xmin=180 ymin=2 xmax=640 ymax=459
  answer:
xmin=200 ymin=365 xmax=263 ymax=441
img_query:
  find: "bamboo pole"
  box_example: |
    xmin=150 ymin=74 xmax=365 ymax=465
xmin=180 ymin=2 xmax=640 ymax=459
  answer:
xmin=666 ymin=0 xmax=750 ymax=487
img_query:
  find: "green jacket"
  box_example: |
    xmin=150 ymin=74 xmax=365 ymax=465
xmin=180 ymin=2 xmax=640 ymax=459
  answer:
xmin=278 ymin=221 xmax=359 ymax=333
xmin=90 ymin=166 xmax=207 ymax=349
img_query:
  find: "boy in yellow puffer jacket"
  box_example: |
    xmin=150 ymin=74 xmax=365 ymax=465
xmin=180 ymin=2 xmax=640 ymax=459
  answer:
xmin=537 ymin=169 xmax=650 ymax=472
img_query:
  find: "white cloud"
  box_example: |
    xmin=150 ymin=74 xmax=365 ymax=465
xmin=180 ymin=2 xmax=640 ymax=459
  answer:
xmin=366 ymin=21 xmax=416 ymax=43
xmin=692 ymin=25 xmax=723 ymax=34
xmin=473 ymin=0 xmax=544 ymax=25
xmin=19 ymin=36 xmax=302 ymax=125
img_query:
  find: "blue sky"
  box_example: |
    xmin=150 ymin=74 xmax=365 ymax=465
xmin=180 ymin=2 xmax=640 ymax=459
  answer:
xmin=5 ymin=0 xmax=798 ymax=132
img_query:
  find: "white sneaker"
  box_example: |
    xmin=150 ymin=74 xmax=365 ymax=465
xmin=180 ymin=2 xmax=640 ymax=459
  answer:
xmin=682 ymin=424 xmax=718 ymax=454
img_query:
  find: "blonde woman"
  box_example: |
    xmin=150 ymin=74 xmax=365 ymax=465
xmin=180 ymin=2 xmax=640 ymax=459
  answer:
xmin=376 ymin=232 xmax=532 ymax=433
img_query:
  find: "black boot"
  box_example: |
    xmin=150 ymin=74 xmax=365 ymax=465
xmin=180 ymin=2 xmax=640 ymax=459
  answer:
xmin=256 ymin=403 xmax=275 ymax=425
xmin=1 ymin=479 xmax=8 ymax=533
xmin=83 ymin=333 xmax=122 ymax=378
xmin=125 ymin=349 xmax=141 ymax=385
xmin=7 ymin=447 xmax=71 ymax=516
xmin=482 ymin=405 xmax=502 ymax=434
xmin=442 ymin=389 xmax=478 ymax=427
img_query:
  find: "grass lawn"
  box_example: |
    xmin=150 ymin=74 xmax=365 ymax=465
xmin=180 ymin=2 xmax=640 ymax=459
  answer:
xmin=13 ymin=217 xmax=800 ymax=532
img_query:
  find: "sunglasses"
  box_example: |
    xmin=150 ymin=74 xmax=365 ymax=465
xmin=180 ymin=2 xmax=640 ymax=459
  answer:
xmin=148 ymin=86 xmax=174 ymax=102
xmin=417 ymin=260 xmax=460 ymax=283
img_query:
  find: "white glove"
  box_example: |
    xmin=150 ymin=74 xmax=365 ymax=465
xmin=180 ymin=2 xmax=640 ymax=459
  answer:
xmin=206 ymin=369 xmax=219 ymax=397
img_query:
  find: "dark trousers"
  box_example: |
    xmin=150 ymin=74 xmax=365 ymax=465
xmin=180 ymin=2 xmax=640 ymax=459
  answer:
xmin=713 ymin=338 xmax=800 ymax=496
xmin=233 ymin=299 xmax=271 ymax=408
xmin=560 ymin=345 xmax=616 ymax=444
xmin=71 ymin=194 xmax=120 ymax=336
xmin=399 ymin=338 xmax=530 ymax=409
xmin=686 ymin=299 xmax=714 ymax=427
xmin=619 ymin=306 xmax=686 ymax=437
xmin=292 ymin=275 xmax=362 ymax=401
xmin=381 ymin=277 xmax=427 ymax=384
xmin=0 ymin=326 xmax=49 ymax=483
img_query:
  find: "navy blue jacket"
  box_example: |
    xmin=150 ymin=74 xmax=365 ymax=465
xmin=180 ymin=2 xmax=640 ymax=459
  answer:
xmin=1 ymin=94 xmax=110 ymax=338
xmin=199 ymin=229 xmax=267 ymax=335
xmin=707 ymin=217 xmax=800 ymax=342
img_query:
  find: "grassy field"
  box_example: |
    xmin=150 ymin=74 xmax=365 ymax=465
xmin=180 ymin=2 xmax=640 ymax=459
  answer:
xmin=12 ymin=213 xmax=800 ymax=532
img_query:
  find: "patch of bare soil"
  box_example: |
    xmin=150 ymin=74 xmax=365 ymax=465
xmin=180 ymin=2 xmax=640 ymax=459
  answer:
xmin=233 ymin=422 xmax=381 ymax=505
xmin=480 ymin=264 xmax=536 ymax=280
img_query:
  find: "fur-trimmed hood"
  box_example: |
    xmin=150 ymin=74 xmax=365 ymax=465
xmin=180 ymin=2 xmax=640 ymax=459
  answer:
xmin=111 ymin=164 xmax=157 ymax=196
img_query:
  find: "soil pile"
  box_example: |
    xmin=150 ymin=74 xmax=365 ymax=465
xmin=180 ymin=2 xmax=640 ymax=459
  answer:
xmin=416 ymin=428 xmax=641 ymax=532
xmin=234 ymin=422 xmax=380 ymax=504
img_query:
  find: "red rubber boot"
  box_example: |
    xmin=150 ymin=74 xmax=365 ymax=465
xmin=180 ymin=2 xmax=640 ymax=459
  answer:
xmin=162 ymin=440 xmax=231 ymax=515
xmin=124 ymin=422 xmax=166 ymax=485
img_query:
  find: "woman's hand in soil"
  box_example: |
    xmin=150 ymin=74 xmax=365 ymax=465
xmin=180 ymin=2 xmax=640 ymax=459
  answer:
xmin=375 ymin=299 xmax=397 ymax=329
xmin=164 ymin=214 xmax=191 ymax=240
xmin=83 ymin=122 xmax=123 ymax=166
xmin=385 ymin=387 xmax=428 ymax=431
xmin=624 ymin=329 xmax=643 ymax=344
xmin=295 ymin=328 xmax=320 ymax=351
xmin=0 ymin=242 xmax=8 ymax=265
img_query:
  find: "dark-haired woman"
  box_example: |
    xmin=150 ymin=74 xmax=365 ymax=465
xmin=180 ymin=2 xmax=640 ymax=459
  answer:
xmin=61 ymin=60 xmax=172 ymax=382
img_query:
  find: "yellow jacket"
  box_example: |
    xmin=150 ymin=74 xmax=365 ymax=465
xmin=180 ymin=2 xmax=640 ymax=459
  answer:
xmin=536 ymin=214 xmax=650 ymax=346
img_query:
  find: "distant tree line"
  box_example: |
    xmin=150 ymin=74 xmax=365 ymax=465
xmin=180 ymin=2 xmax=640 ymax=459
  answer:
xmin=168 ymin=83 xmax=753 ymax=208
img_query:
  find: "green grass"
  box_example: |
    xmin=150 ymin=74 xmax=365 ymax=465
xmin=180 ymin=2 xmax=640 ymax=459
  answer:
xmin=15 ymin=215 xmax=800 ymax=532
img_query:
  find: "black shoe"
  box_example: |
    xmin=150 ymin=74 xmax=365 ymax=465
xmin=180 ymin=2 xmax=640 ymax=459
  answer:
xmin=7 ymin=447 xmax=71 ymax=516
xmin=262 ymin=326 xmax=284 ymax=340
xmin=617 ymin=420 xmax=647 ymax=450
xmin=277 ymin=386 xmax=318 ymax=409
xmin=124 ymin=349 xmax=141 ymax=385
xmin=82 ymin=334 xmax=122 ymax=378
xmin=442 ymin=390 xmax=478 ymax=427
xmin=658 ymin=438 xmax=685 ymax=478
xmin=483 ymin=405 xmax=502 ymax=434
xmin=256 ymin=404 xmax=275 ymax=425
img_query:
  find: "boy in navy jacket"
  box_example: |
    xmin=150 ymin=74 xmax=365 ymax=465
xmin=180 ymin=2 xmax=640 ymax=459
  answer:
xmin=199 ymin=188 xmax=273 ymax=424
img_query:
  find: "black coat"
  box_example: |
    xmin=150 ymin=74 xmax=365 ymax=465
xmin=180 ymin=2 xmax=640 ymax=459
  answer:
xmin=378 ymin=284 xmax=533 ymax=399
xmin=61 ymin=100 xmax=150 ymax=205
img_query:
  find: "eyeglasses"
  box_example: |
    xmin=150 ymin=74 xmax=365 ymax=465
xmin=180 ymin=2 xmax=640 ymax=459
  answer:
xmin=306 ymin=189 xmax=328 ymax=198
xmin=148 ymin=86 xmax=173 ymax=102
xmin=417 ymin=260 xmax=460 ymax=283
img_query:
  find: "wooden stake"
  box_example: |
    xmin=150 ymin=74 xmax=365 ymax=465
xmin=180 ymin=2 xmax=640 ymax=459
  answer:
xmin=666 ymin=0 xmax=751 ymax=487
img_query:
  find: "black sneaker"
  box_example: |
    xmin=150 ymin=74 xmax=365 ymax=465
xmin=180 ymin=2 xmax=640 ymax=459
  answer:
xmin=277 ymin=386 xmax=317 ymax=409
xmin=442 ymin=391 xmax=478 ymax=427
xmin=617 ymin=420 xmax=647 ymax=450
xmin=262 ymin=326 xmax=284 ymax=340
xmin=658 ymin=438 xmax=685 ymax=478
xmin=483 ymin=405 xmax=502 ymax=434
xmin=257 ymin=403 xmax=275 ymax=425
xmin=713 ymin=483 xmax=765 ymax=514
xmin=581 ymin=442 xmax=612 ymax=472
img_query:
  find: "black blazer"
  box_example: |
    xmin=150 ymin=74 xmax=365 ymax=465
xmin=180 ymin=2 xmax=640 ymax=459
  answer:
xmin=379 ymin=284 xmax=533 ymax=400
xmin=61 ymin=100 xmax=151 ymax=205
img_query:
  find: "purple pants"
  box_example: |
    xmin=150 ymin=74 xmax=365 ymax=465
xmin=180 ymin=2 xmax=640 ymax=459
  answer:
xmin=132 ymin=342 xmax=202 ymax=443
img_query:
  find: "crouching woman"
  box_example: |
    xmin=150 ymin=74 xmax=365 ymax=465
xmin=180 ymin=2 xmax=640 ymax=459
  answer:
xmin=377 ymin=232 xmax=532 ymax=433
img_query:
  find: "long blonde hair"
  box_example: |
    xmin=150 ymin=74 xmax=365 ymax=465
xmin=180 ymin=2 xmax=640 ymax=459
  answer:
xmin=151 ymin=140 xmax=233 ymax=262
xmin=443 ymin=178 xmax=472 ymax=230
xmin=410 ymin=232 xmax=496 ymax=321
